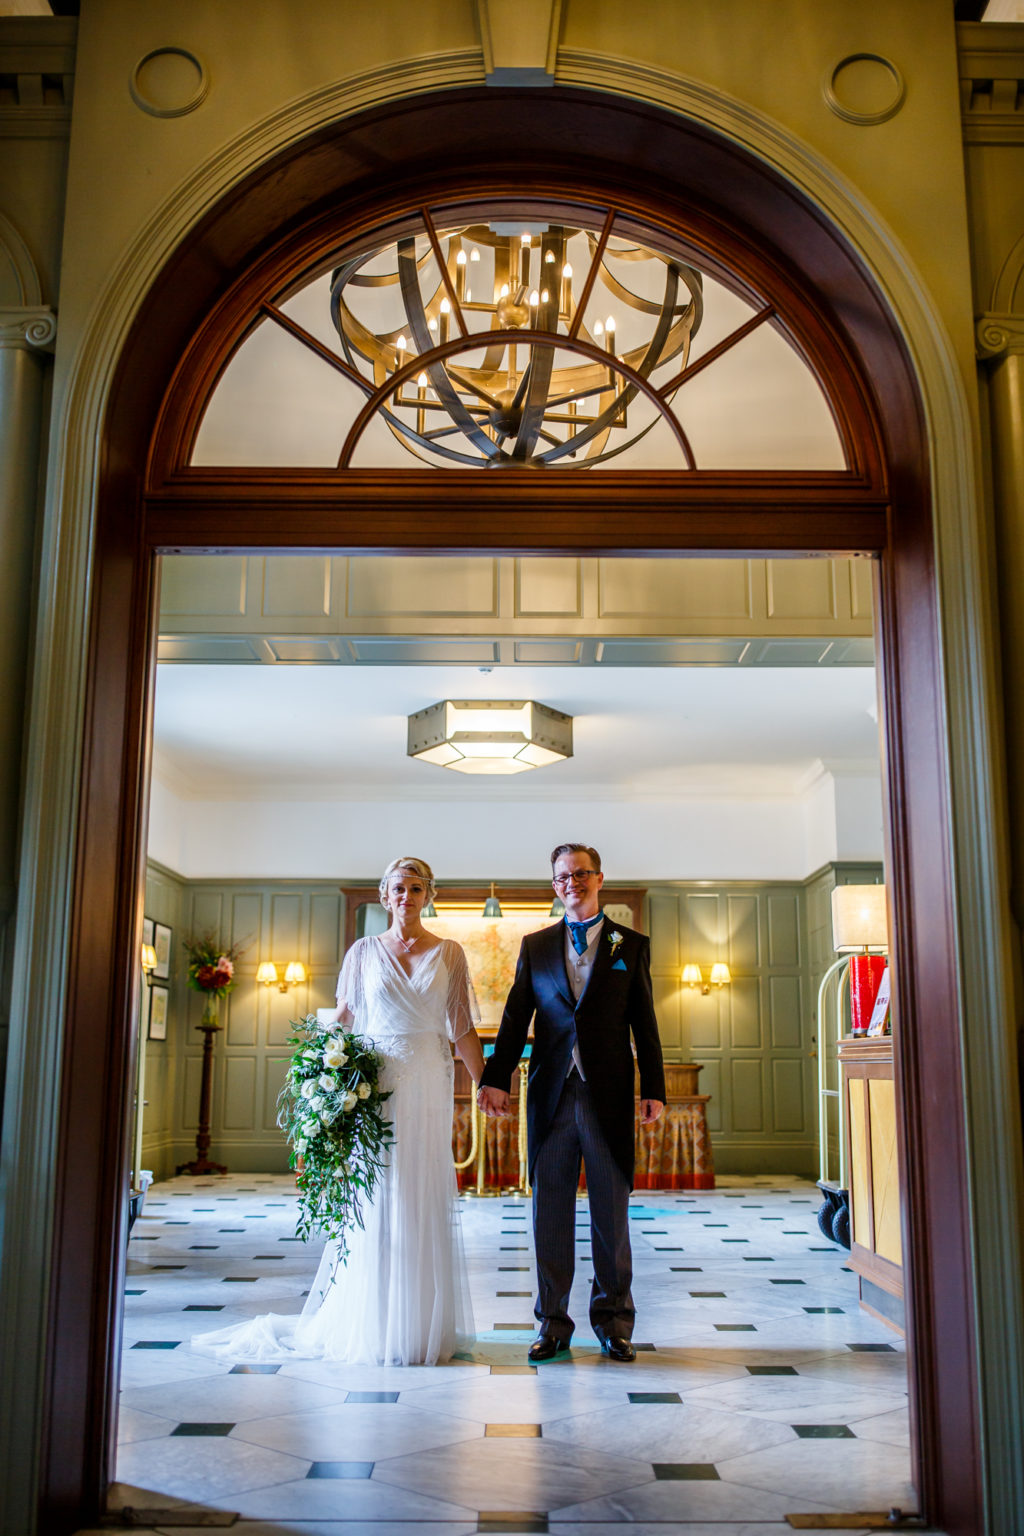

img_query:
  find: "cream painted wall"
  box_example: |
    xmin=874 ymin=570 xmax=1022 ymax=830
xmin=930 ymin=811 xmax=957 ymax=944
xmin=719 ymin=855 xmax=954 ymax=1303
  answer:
xmin=147 ymin=764 xmax=884 ymax=883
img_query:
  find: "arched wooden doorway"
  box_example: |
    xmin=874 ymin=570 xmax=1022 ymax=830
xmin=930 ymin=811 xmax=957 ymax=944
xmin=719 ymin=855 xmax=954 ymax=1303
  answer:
xmin=48 ymin=88 xmax=979 ymax=1532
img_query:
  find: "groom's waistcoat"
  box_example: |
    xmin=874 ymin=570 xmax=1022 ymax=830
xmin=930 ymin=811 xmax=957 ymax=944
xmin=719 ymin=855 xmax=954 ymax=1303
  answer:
xmin=479 ymin=919 xmax=666 ymax=1185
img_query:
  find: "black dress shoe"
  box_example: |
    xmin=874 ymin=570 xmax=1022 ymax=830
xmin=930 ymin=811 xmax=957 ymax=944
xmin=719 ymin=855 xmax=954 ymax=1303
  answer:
xmin=600 ymin=1337 xmax=636 ymax=1362
xmin=528 ymin=1335 xmax=570 ymax=1362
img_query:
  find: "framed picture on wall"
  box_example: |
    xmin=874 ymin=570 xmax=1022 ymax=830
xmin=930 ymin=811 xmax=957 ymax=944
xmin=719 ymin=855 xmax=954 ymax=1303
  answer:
xmin=142 ymin=916 xmax=154 ymax=949
xmin=152 ymin=922 xmax=172 ymax=980
xmin=148 ymin=985 xmax=169 ymax=1040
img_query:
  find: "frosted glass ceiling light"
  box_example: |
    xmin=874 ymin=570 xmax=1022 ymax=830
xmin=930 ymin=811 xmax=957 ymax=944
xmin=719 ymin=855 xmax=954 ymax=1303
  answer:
xmin=408 ymin=699 xmax=573 ymax=775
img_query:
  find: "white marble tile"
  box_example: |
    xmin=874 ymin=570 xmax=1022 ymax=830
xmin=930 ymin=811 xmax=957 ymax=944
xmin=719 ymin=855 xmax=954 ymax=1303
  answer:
xmin=115 ymin=1434 xmax=309 ymax=1503
xmin=276 ymin=1358 xmax=487 ymax=1391
xmin=120 ymin=1372 xmax=348 ymax=1424
xmin=396 ymin=1370 xmax=630 ymax=1422
xmin=541 ymin=1400 xmax=795 ymax=1463
xmin=230 ymin=1400 xmax=483 ymax=1460
xmin=681 ymin=1373 xmax=906 ymax=1424
xmin=207 ymin=1475 xmax=477 ymax=1521
xmin=372 ymin=1435 xmax=655 ymax=1511
xmin=116 ymin=1405 xmax=178 ymax=1444
xmin=848 ymin=1404 xmax=912 ymax=1446
xmin=717 ymin=1437 xmax=917 ymax=1510
xmin=551 ymin=1476 xmax=840 ymax=1522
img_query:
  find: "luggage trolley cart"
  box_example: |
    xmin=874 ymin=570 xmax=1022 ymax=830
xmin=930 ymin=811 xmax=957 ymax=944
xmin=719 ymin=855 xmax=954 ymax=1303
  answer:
xmin=815 ymin=956 xmax=852 ymax=1248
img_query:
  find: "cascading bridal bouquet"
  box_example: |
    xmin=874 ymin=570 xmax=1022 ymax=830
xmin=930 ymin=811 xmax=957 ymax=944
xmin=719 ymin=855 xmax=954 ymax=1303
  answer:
xmin=277 ymin=1015 xmax=394 ymax=1261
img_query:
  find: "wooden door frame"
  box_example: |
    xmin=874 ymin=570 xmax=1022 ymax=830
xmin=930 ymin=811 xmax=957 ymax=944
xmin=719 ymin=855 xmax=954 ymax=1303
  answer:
xmin=40 ymin=87 xmax=982 ymax=1532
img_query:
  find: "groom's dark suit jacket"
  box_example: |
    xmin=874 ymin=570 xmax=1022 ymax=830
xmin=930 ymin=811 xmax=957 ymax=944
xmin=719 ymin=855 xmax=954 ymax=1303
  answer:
xmin=479 ymin=919 xmax=666 ymax=1188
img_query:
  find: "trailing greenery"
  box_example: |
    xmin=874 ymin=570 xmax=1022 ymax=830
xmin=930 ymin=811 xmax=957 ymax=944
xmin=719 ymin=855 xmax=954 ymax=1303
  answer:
xmin=277 ymin=1015 xmax=394 ymax=1259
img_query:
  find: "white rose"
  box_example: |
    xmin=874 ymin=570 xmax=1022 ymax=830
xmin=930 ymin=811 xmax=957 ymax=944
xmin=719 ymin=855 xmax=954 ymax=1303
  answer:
xmin=300 ymin=1079 xmax=318 ymax=1100
xmin=342 ymin=1090 xmax=358 ymax=1113
xmin=318 ymin=1073 xmax=336 ymax=1091
xmin=303 ymin=1048 xmax=320 ymax=1060
xmin=320 ymin=1110 xmax=334 ymax=1125
xmin=357 ymin=1082 xmax=371 ymax=1100
xmin=323 ymin=1042 xmax=348 ymax=1069
xmin=310 ymin=1095 xmax=325 ymax=1112
xmin=333 ymin=1164 xmax=347 ymax=1180
xmin=294 ymin=1139 xmax=307 ymax=1156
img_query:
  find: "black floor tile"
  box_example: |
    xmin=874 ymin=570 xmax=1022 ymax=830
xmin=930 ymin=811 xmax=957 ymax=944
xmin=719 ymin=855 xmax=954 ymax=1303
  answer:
xmin=497 ymin=1291 xmax=533 ymax=1297
xmin=848 ymin=1342 xmax=896 ymax=1351
xmin=628 ymin=1391 xmax=681 ymax=1403
xmin=670 ymin=1266 xmax=702 ymax=1272
xmin=253 ymin=1255 xmax=285 ymax=1260
xmin=715 ymin=1324 xmax=756 ymax=1332
xmin=805 ymin=1306 xmax=844 ymax=1314
xmin=132 ymin=1341 xmax=180 ymax=1350
xmin=494 ymin=1322 xmax=533 ymax=1331
xmin=747 ymin=1365 xmax=797 ymax=1375
xmin=171 ymin=1422 xmax=235 ymax=1437
xmin=771 ymin=1278 xmax=805 ymax=1285
xmin=499 ymin=1266 xmax=530 ymax=1271
xmin=152 ymin=1265 xmax=186 ymax=1271
xmin=189 ymin=1245 xmax=218 ymax=1250
xmin=689 ymin=1291 xmax=726 ymax=1298
xmin=346 ymin=1390 xmax=399 ymax=1403
xmin=743 ymin=1256 xmax=773 ymax=1262
xmin=230 ymin=1363 xmax=281 ymax=1374
xmin=653 ymin=1462 xmax=720 ymax=1480
xmin=222 ymin=1276 xmax=259 ymax=1282
xmin=654 ymin=1247 xmax=683 ymax=1251
xmin=792 ymin=1424 xmax=856 ymax=1438
xmin=479 ymin=1516 xmax=547 ymax=1534
xmin=124 ymin=1290 xmax=145 ymax=1296
xmin=307 ymin=1461 xmax=374 ymax=1478
xmin=184 ymin=1304 xmax=224 ymax=1312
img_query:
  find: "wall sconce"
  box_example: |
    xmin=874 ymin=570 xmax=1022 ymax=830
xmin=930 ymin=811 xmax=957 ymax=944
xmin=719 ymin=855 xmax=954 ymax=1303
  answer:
xmin=140 ymin=943 xmax=157 ymax=984
xmin=682 ymin=962 xmax=731 ymax=996
xmin=257 ymin=961 xmax=307 ymax=993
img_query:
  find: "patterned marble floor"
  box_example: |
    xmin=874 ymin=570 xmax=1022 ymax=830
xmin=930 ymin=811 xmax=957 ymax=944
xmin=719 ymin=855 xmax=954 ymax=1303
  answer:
xmin=91 ymin=1173 xmax=947 ymax=1536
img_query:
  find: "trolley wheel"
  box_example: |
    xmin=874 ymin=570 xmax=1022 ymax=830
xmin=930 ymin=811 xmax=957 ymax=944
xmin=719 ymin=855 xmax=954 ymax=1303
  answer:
xmin=816 ymin=1201 xmax=835 ymax=1240
xmin=831 ymin=1200 xmax=851 ymax=1249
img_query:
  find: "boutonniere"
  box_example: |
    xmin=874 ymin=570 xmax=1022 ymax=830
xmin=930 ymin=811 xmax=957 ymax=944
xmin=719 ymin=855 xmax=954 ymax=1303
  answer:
xmin=607 ymin=930 xmax=624 ymax=961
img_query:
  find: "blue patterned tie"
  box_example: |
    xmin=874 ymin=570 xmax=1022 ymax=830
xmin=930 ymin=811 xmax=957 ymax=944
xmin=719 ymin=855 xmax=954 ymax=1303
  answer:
xmin=567 ymin=916 xmax=600 ymax=955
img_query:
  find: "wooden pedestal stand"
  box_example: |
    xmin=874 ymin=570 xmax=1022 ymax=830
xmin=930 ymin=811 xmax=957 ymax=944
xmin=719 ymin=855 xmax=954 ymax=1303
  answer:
xmin=177 ymin=1000 xmax=227 ymax=1176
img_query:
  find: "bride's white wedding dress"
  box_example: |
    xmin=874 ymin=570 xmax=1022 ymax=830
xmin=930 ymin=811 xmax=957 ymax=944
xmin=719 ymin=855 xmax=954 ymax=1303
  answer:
xmin=192 ymin=935 xmax=477 ymax=1366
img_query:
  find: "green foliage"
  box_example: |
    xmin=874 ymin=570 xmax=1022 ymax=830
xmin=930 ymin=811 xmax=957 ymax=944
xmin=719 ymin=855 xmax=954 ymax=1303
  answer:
xmin=277 ymin=1014 xmax=394 ymax=1260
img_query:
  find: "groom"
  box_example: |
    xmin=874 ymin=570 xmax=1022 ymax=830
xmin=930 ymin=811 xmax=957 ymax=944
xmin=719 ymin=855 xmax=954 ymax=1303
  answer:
xmin=478 ymin=844 xmax=665 ymax=1362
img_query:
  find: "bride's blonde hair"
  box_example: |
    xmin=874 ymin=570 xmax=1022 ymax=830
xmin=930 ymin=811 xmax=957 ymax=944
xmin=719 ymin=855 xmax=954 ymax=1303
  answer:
xmin=379 ymin=856 xmax=437 ymax=907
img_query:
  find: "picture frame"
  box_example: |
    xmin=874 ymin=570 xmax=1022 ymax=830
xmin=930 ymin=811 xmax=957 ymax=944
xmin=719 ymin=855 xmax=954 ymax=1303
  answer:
xmin=142 ymin=916 xmax=154 ymax=949
xmin=866 ymin=967 xmax=891 ymax=1036
xmin=147 ymin=984 xmax=169 ymax=1041
xmin=152 ymin=922 xmax=172 ymax=980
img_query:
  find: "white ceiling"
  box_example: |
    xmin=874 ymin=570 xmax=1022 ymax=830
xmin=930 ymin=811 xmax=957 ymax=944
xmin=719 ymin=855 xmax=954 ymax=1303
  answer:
xmin=152 ymin=662 xmax=882 ymax=802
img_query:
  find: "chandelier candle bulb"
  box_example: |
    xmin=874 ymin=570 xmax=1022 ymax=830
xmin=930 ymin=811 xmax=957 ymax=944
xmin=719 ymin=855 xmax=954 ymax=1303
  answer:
xmin=455 ymin=249 xmax=467 ymax=299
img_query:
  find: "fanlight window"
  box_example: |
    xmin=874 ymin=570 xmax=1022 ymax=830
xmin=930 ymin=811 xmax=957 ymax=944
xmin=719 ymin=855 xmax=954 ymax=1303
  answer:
xmin=191 ymin=204 xmax=846 ymax=472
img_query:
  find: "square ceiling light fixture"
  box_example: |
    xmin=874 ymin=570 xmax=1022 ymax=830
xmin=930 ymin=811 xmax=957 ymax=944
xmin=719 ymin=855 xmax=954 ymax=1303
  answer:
xmin=407 ymin=699 xmax=573 ymax=775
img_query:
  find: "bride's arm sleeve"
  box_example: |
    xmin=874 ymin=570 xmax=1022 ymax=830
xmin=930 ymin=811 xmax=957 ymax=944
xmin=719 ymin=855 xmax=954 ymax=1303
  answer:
xmin=444 ymin=941 xmax=481 ymax=1043
xmin=334 ymin=938 xmax=364 ymax=1025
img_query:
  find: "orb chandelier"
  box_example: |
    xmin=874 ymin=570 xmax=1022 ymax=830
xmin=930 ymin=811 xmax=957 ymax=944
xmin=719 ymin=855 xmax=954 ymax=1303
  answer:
xmin=407 ymin=699 xmax=573 ymax=774
xmin=329 ymin=211 xmax=704 ymax=468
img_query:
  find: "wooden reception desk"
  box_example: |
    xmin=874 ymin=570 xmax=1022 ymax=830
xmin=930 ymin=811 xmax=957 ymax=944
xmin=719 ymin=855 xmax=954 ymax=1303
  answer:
xmin=451 ymin=1057 xmax=714 ymax=1192
xmin=838 ymin=1035 xmax=904 ymax=1332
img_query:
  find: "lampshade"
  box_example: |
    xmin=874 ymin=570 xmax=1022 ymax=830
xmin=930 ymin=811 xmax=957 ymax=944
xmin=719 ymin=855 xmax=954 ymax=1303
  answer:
xmin=831 ymin=885 xmax=889 ymax=952
xmin=140 ymin=943 xmax=157 ymax=974
xmin=284 ymin=961 xmax=307 ymax=986
xmin=256 ymin=962 xmax=279 ymax=986
xmin=709 ymin=962 xmax=732 ymax=987
xmin=408 ymin=699 xmax=572 ymax=775
xmin=681 ymin=964 xmax=703 ymax=987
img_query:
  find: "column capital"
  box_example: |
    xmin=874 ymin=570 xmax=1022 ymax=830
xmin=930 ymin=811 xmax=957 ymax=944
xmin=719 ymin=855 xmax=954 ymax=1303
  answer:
xmin=976 ymin=312 xmax=1024 ymax=361
xmin=0 ymin=306 xmax=57 ymax=352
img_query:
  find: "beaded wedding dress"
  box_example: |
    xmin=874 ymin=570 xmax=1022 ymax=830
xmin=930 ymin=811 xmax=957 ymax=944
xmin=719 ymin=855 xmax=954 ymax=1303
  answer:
xmin=192 ymin=935 xmax=477 ymax=1366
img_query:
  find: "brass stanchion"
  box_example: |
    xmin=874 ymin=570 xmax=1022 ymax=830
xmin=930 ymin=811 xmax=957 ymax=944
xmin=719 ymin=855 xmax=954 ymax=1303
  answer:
xmin=517 ymin=1059 xmax=530 ymax=1195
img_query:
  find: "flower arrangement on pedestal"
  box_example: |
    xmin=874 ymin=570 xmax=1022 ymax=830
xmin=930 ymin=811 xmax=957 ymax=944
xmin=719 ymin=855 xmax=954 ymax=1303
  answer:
xmin=182 ymin=932 xmax=248 ymax=1024
xmin=277 ymin=1016 xmax=394 ymax=1260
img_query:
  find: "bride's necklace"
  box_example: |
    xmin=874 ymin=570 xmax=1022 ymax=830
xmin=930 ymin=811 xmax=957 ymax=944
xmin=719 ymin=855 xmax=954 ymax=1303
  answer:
xmin=392 ymin=931 xmax=419 ymax=953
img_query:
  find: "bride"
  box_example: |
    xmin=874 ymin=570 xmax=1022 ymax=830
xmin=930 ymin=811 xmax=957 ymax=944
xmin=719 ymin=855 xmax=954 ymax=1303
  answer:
xmin=192 ymin=856 xmax=485 ymax=1366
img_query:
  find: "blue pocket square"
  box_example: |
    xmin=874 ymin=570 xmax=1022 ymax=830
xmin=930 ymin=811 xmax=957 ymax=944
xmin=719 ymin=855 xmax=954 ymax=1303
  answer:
xmin=612 ymin=958 xmax=627 ymax=971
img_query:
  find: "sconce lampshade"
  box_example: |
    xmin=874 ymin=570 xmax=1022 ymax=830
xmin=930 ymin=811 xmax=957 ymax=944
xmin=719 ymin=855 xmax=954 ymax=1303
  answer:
xmin=284 ymin=961 xmax=307 ymax=987
xmin=709 ymin=963 xmax=732 ymax=987
xmin=256 ymin=962 xmax=279 ymax=987
xmin=831 ymin=885 xmax=888 ymax=952
xmin=140 ymin=943 xmax=158 ymax=974
xmin=681 ymin=964 xmax=703 ymax=988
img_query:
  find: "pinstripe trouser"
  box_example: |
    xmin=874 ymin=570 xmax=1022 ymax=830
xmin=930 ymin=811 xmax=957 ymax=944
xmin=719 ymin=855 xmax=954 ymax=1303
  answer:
xmin=531 ymin=1068 xmax=634 ymax=1343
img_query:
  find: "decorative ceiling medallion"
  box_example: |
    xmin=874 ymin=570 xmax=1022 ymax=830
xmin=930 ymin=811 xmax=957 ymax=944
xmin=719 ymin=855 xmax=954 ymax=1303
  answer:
xmin=130 ymin=47 xmax=208 ymax=119
xmin=824 ymin=54 xmax=905 ymax=127
xmin=329 ymin=212 xmax=705 ymax=468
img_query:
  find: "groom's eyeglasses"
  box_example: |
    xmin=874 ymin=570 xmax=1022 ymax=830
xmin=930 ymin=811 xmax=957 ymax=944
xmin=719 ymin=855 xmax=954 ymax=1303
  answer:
xmin=552 ymin=871 xmax=598 ymax=887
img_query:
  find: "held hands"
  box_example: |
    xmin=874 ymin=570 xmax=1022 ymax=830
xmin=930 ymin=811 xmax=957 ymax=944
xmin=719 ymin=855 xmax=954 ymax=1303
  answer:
xmin=477 ymin=1085 xmax=511 ymax=1118
xmin=640 ymin=1098 xmax=665 ymax=1125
